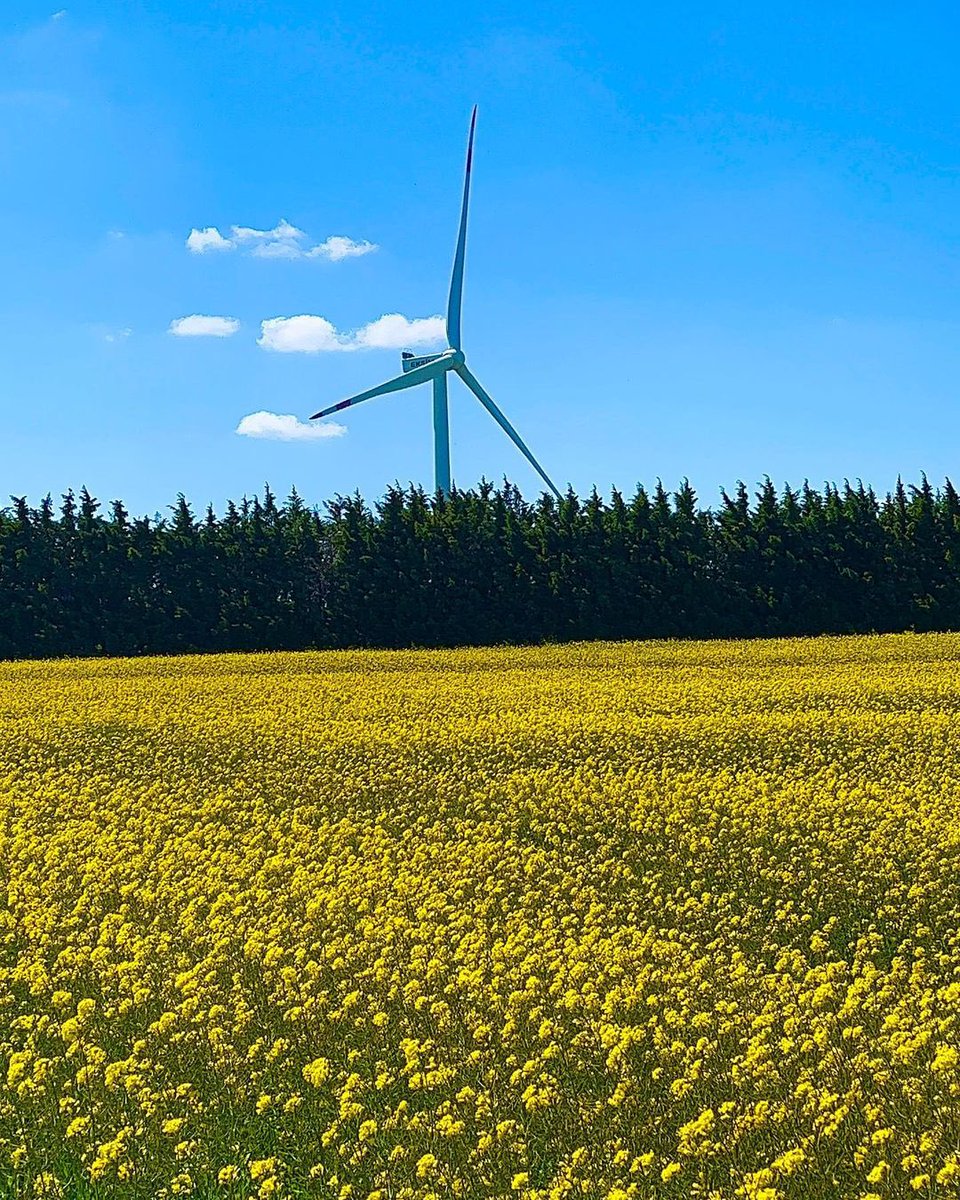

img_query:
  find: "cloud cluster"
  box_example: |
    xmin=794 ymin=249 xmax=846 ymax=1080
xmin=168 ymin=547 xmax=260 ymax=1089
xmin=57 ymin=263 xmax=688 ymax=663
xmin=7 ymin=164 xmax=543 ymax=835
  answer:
xmin=169 ymin=315 xmax=240 ymax=338
xmin=170 ymin=208 xmax=439 ymax=443
xmin=235 ymin=411 xmax=346 ymax=442
xmin=258 ymin=313 xmax=446 ymax=354
xmin=185 ymin=227 xmax=232 ymax=254
xmin=167 ymin=310 xmax=444 ymax=354
xmin=186 ymin=220 xmax=376 ymax=262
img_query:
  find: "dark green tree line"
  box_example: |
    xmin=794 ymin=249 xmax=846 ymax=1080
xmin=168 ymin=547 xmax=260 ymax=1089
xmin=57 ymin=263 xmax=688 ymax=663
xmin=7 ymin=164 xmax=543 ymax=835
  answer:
xmin=1 ymin=476 xmax=959 ymax=659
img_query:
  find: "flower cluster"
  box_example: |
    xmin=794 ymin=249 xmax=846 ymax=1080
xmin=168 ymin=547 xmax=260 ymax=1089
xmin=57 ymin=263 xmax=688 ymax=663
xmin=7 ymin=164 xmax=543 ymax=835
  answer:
xmin=0 ymin=634 xmax=958 ymax=1198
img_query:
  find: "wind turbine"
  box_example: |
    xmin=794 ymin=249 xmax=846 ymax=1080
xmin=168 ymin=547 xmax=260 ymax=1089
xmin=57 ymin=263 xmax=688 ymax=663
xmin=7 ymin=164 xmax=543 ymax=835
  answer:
xmin=310 ymin=107 xmax=561 ymax=499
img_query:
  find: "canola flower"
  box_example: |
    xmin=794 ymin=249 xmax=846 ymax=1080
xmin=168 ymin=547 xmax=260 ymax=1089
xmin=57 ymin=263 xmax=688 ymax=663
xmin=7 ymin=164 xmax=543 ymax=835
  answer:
xmin=0 ymin=634 xmax=959 ymax=1198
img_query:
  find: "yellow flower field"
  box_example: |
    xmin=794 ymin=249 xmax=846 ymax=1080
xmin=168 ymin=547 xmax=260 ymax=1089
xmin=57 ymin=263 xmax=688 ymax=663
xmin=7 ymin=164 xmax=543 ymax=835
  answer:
xmin=1 ymin=635 xmax=959 ymax=1200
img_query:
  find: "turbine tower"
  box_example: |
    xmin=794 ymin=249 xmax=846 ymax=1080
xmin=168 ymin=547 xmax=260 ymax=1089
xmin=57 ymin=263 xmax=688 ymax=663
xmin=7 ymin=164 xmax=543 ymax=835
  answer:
xmin=311 ymin=107 xmax=560 ymax=499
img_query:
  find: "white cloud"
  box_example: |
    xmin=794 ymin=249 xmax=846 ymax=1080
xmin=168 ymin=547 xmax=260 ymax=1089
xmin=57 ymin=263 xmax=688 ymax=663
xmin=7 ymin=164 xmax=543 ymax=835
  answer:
xmin=258 ymin=312 xmax=445 ymax=354
xmin=186 ymin=227 xmax=234 ymax=254
xmin=169 ymin=315 xmax=240 ymax=338
xmin=104 ymin=327 xmax=132 ymax=343
xmin=352 ymin=313 xmax=446 ymax=349
xmin=50 ymin=9 xmax=67 ymax=19
xmin=308 ymin=236 xmax=377 ymax=262
xmin=232 ymin=218 xmax=304 ymax=244
xmin=258 ymin=316 xmax=343 ymax=353
xmin=251 ymin=239 xmax=304 ymax=260
xmin=236 ymin=411 xmax=346 ymax=441
xmin=185 ymin=219 xmax=377 ymax=261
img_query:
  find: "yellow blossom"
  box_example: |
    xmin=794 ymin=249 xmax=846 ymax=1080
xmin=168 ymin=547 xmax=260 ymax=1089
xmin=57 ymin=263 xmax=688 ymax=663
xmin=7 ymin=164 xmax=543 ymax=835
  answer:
xmin=1 ymin=635 xmax=960 ymax=1198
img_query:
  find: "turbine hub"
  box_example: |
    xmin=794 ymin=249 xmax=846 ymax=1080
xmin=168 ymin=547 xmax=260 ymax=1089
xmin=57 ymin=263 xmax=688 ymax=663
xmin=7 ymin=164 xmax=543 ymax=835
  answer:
xmin=447 ymin=349 xmax=465 ymax=367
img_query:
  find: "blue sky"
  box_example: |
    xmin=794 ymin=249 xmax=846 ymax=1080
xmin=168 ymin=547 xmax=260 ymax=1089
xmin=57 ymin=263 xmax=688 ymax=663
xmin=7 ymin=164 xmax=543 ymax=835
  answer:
xmin=2 ymin=1 xmax=959 ymax=514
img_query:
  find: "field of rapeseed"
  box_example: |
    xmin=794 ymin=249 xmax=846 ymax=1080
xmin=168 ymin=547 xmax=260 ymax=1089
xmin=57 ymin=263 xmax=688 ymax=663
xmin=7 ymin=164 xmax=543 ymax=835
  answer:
xmin=1 ymin=636 xmax=959 ymax=1200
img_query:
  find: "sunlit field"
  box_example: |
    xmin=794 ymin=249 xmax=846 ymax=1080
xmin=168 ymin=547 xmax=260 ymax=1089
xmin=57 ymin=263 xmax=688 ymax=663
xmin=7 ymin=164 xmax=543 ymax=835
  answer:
xmin=2 ymin=635 xmax=959 ymax=1200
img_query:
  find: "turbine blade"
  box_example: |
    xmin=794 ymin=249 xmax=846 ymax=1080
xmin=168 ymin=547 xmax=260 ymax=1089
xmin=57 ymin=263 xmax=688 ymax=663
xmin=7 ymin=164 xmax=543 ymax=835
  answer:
xmin=310 ymin=358 xmax=448 ymax=420
xmin=446 ymin=106 xmax=477 ymax=352
xmin=455 ymin=363 xmax=561 ymax=499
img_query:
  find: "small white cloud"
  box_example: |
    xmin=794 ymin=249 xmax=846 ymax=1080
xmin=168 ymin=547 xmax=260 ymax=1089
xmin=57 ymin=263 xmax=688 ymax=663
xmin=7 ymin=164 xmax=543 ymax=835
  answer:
xmin=258 ymin=316 xmax=343 ymax=353
xmin=308 ymin=236 xmax=378 ymax=262
xmin=251 ymin=240 xmax=305 ymax=260
xmin=104 ymin=327 xmax=132 ymax=343
xmin=185 ymin=219 xmax=377 ymax=261
xmin=352 ymin=313 xmax=446 ymax=350
xmin=231 ymin=218 xmax=304 ymax=244
xmin=236 ymin=411 xmax=346 ymax=441
xmin=169 ymin=315 xmax=240 ymax=338
xmin=258 ymin=312 xmax=445 ymax=354
xmin=186 ymin=227 xmax=234 ymax=254
xmin=50 ymin=9 xmax=67 ymax=19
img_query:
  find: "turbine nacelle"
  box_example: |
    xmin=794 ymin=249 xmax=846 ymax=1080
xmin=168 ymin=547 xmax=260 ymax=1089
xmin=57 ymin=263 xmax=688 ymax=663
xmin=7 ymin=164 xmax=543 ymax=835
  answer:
xmin=401 ymin=350 xmax=446 ymax=373
xmin=400 ymin=348 xmax=464 ymax=373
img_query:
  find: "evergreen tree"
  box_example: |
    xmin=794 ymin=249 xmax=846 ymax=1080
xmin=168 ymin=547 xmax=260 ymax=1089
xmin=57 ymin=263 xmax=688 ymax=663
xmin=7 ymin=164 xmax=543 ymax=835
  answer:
xmin=3 ymin=475 xmax=960 ymax=660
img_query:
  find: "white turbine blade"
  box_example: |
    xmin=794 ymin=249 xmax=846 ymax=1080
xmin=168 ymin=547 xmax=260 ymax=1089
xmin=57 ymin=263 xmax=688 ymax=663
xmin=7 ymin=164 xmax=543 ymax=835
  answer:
xmin=446 ymin=106 xmax=477 ymax=352
xmin=455 ymin=363 xmax=561 ymax=499
xmin=311 ymin=358 xmax=448 ymax=420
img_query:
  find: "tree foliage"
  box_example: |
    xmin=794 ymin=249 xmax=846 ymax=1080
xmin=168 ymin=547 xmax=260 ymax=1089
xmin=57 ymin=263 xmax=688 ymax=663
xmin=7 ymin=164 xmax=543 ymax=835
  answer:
xmin=2 ymin=476 xmax=958 ymax=658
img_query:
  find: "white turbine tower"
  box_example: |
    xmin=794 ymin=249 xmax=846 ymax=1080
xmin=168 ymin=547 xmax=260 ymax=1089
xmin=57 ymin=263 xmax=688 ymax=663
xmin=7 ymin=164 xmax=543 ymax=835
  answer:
xmin=311 ymin=107 xmax=561 ymax=499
